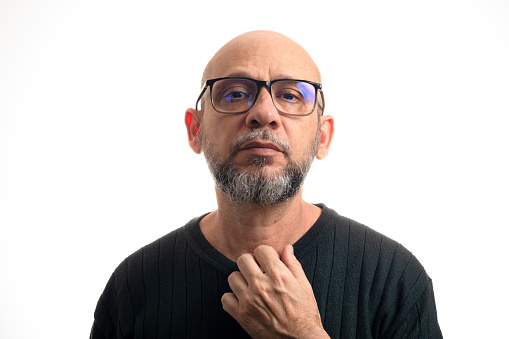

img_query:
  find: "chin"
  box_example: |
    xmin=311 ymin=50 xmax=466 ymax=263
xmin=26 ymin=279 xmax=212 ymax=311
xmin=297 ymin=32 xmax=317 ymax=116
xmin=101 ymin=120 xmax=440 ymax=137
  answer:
xmin=247 ymin=155 xmax=275 ymax=169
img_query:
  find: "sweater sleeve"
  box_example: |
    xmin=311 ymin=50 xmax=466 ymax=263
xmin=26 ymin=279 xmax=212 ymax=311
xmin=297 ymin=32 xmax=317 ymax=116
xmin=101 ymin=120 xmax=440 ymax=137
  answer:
xmin=90 ymin=272 xmax=118 ymax=339
xmin=370 ymin=239 xmax=442 ymax=339
xmin=90 ymin=259 xmax=131 ymax=339
xmin=388 ymin=278 xmax=442 ymax=339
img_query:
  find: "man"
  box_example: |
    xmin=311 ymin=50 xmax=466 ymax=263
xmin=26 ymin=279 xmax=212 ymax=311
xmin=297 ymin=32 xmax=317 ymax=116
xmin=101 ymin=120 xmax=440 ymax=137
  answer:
xmin=90 ymin=31 xmax=442 ymax=338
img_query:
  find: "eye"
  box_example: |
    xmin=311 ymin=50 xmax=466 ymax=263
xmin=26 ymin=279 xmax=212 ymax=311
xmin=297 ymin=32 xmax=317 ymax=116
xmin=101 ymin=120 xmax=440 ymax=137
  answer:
xmin=276 ymin=89 xmax=302 ymax=104
xmin=211 ymin=79 xmax=257 ymax=111
xmin=225 ymin=90 xmax=246 ymax=102
xmin=271 ymin=81 xmax=316 ymax=114
xmin=282 ymin=93 xmax=297 ymax=101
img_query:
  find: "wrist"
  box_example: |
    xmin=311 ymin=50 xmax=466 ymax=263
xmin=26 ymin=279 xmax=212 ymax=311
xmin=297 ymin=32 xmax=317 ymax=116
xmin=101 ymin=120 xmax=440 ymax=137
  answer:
xmin=303 ymin=326 xmax=329 ymax=339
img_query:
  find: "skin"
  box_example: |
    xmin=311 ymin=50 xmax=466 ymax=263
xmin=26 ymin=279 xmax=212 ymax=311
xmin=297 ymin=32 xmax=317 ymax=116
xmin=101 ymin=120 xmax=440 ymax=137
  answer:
xmin=184 ymin=30 xmax=334 ymax=338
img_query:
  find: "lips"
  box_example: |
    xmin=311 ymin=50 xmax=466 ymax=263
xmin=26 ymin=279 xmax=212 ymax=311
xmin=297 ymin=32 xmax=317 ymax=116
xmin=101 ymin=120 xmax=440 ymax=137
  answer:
xmin=240 ymin=140 xmax=283 ymax=153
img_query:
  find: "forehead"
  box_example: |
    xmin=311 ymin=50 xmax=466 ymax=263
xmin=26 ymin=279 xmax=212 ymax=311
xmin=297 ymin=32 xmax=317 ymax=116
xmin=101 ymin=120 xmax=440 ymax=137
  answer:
xmin=206 ymin=33 xmax=320 ymax=83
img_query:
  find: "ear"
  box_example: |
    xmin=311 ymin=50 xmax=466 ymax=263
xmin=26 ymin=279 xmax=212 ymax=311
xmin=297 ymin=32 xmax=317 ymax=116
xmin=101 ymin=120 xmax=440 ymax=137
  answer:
xmin=185 ymin=108 xmax=202 ymax=154
xmin=316 ymin=114 xmax=334 ymax=160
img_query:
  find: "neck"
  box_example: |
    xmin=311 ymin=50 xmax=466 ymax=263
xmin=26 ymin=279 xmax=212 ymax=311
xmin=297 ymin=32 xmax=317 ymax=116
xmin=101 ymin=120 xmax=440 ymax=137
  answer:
xmin=200 ymin=188 xmax=321 ymax=261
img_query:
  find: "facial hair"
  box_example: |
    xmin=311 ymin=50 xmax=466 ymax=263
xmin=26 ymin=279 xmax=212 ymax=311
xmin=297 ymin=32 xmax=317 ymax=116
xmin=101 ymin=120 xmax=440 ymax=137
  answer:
xmin=200 ymin=122 xmax=321 ymax=206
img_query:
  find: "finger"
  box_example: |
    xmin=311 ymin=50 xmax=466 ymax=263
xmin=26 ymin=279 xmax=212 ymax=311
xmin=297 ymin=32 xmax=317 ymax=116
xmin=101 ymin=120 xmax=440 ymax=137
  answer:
xmin=221 ymin=292 xmax=239 ymax=319
xmin=253 ymin=245 xmax=287 ymax=277
xmin=280 ymin=245 xmax=310 ymax=284
xmin=236 ymin=253 xmax=264 ymax=285
xmin=228 ymin=271 xmax=248 ymax=297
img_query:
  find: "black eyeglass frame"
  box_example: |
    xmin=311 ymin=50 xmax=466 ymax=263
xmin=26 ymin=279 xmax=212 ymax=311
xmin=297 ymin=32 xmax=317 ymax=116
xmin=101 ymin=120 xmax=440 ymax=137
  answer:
xmin=195 ymin=77 xmax=325 ymax=116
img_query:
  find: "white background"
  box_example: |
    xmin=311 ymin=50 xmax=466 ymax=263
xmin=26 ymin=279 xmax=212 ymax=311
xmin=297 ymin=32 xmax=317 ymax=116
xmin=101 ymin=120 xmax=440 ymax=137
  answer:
xmin=1 ymin=0 xmax=508 ymax=338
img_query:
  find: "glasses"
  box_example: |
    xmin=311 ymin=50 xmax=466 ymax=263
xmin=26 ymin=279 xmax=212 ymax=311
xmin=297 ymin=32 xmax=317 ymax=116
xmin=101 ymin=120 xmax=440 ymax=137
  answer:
xmin=195 ymin=77 xmax=324 ymax=116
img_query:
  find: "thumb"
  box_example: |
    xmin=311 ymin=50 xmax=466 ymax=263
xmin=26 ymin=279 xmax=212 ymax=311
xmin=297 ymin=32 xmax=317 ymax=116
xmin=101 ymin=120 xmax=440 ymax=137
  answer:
xmin=280 ymin=245 xmax=308 ymax=283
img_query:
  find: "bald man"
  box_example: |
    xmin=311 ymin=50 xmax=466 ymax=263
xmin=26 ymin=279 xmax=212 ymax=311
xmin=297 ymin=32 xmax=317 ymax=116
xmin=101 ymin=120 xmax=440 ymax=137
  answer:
xmin=90 ymin=31 xmax=442 ymax=338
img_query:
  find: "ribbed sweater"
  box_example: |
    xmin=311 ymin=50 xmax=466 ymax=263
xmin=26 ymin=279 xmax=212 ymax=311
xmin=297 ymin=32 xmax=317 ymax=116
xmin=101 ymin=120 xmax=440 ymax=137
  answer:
xmin=90 ymin=204 xmax=442 ymax=338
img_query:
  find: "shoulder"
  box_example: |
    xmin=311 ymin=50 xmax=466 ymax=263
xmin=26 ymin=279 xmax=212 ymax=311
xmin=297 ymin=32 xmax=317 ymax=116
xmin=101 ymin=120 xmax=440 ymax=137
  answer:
xmin=320 ymin=204 xmax=422 ymax=274
xmin=316 ymin=205 xmax=430 ymax=303
xmin=320 ymin=205 xmax=440 ymax=336
xmin=111 ymin=214 xmax=204 ymax=282
xmin=90 ymin=216 xmax=203 ymax=338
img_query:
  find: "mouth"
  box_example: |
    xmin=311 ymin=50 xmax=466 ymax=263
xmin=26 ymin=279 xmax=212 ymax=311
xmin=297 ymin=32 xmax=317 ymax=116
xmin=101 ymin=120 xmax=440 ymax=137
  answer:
xmin=229 ymin=129 xmax=291 ymax=159
xmin=238 ymin=140 xmax=284 ymax=157
xmin=240 ymin=140 xmax=283 ymax=152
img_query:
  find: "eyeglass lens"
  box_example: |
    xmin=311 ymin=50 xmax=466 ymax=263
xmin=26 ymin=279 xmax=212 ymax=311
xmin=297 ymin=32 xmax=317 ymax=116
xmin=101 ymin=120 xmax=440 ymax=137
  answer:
xmin=211 ymin=79 xmax=316 ymax=115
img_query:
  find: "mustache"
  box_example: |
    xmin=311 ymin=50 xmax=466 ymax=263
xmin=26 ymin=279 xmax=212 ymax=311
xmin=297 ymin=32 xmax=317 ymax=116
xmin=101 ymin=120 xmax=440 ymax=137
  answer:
xmin=230 ymin=129 xmax=291 ymax=157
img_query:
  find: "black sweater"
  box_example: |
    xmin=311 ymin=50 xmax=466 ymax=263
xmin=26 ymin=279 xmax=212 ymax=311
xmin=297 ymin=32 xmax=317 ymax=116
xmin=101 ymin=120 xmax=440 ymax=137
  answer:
xmin=90 ymin=204 xmax=442 ymax=338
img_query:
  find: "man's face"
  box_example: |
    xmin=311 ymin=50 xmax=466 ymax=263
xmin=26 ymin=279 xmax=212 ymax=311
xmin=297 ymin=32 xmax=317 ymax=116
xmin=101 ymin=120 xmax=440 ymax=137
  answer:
xmin=194 ymin=32 xmax=327 ymax=205
xmin=200 ymin=117 xmax=321 ymax=205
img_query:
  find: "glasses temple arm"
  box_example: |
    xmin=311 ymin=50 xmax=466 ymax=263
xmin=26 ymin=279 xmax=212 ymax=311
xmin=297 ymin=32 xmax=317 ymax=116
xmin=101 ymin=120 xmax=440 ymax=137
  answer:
xmin=195 ymin=85 xmax=208 ymax=110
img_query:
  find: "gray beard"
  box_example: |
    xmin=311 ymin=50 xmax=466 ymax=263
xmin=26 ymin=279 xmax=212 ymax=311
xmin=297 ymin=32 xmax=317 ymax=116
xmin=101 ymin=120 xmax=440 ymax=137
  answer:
xmin=200 ymin=126 xmax=321 ymax=206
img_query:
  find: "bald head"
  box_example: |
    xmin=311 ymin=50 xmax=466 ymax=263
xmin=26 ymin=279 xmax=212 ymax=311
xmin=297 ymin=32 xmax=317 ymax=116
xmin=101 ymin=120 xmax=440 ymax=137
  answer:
xmin=202 ymin=31 xmax=321 ymax=86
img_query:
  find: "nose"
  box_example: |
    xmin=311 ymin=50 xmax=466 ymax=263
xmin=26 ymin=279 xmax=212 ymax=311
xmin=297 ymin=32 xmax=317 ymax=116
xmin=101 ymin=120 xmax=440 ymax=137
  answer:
xmin=245 ymin=86 xmax=281 ymax=129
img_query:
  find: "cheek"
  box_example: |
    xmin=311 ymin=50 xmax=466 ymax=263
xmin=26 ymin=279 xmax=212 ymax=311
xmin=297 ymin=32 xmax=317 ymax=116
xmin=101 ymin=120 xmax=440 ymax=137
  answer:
xmin=288 ymin=124 xmax=317 ymax=150
xmin=201 ymin=122 xmax=235 ymax=154
xmin=203 ymin=115 xmax=247 ymax=144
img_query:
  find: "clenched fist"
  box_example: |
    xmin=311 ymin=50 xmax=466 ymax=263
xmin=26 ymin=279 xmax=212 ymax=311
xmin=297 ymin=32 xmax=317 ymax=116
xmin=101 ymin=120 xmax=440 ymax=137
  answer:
xmin=221 ymin=245 xmax=330 ymax=339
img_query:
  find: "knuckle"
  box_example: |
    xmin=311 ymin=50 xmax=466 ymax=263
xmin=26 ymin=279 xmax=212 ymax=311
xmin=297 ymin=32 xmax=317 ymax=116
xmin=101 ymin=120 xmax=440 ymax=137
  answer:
xmin=273 ymin=271 xmax=290 ymax=286
xmin=251 ymin=278 xmax=268 ymax=295
xmin=250 ymin=278 xmax=272 ymax=301
xmin=242 ymin=293 xmax=255 ymax=306
xmin=250 ymin=277 xmax=264 ymax=292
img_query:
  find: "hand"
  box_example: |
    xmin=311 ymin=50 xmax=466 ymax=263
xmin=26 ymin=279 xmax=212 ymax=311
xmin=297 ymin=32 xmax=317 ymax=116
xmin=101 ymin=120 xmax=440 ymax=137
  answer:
xmin=221 ymin=245 xmax=329 ymax=339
